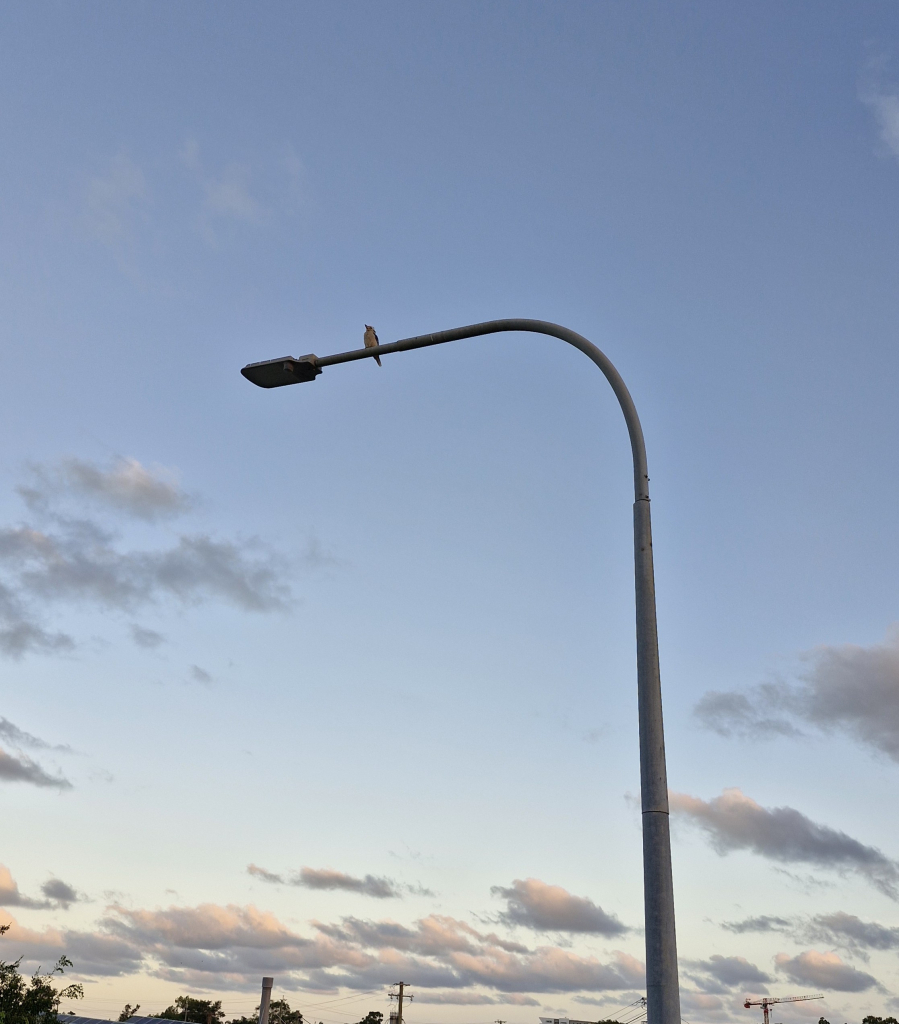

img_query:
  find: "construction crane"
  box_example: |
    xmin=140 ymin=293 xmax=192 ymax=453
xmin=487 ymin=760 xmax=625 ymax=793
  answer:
xmin=744 ymin=994 xmax=823 ymax=1024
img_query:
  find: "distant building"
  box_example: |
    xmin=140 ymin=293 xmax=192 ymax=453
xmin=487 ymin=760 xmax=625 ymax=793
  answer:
xmin=539 ymin=1017 xmax=598 ymax=1024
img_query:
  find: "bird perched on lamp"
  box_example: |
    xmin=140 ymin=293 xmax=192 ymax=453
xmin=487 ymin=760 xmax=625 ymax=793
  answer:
xmin=364 ymin=325 xmax=381 ymax=366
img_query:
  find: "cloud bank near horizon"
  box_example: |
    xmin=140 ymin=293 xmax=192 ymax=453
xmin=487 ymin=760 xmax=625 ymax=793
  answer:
xmin=1 ymin=898 xmax=644 ymax=998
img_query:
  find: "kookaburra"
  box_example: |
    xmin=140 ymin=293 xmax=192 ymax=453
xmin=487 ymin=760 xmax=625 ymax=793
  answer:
xmin=364 ymin=325 xmax=381 ymax=366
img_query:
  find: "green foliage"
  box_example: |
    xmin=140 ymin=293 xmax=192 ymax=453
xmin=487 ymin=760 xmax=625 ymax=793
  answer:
xmin=0 ymin=930 xmax=84 ymax=1024
xmin=269 ymin=1000 xmax=303 ymax=1024
xmin=862 ymin=1018 xmax=899 ymax=1024
xmin=354 ymin=1013 xmax=382 ymax=1024
xmin=229 ymin=998 xmax=303 ymax=1024
xmin=156 ymin=997 xmax=225 ymax=1024
xmin=818 ymin=1018 xmax=830 ymax=1024
xmin=119 ymin=1005 xmax=141 ymax=1021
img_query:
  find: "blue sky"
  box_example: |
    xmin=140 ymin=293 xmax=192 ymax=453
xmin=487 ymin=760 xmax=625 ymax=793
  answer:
xmin=3 ymin=3 xmax=899 ymax=1023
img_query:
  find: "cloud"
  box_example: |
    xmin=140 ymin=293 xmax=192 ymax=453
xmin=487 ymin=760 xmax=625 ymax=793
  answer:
xmin=85 ymin=154 xmax=147 ymax=248
xmin=130 ymin=624 xmax=165 ymax=648
xmin=108 ymin=903 xmax=315 ymax=953
xmin=721 ymin=915 xmax=792 ymax=935
xmin=246 ymin=864 xmax=283 ymax=885
xmin=694 ymin=688 xmax=799 ymax=739
xmin=41 ymin=879 xmax=80 ymax=909
xmin=203 ymin=168 xmax=264 ymax=223
xmin=413 ymin=991 xmax=538 ymax=1005
xmin=490 ymin=879 xmax=628 ymax=936
xmin=860 ymin=56 xmax=899 ymax=163
xmin=301 ymin=536 xmax=343 ymax=570
xmin=190 ymin=664 xmax=213 ymax=685
xmin=775 ymin=950 xmax=879 ymax=992
xmin=103 ymin=902 xmax=373 ymax=986
xmin=806 ymin=912 xmax=899 ymax=955
xmin=0 ymin=869 xmax=79 ymax=910
xmin=687 ymin=955 xmax=771 ymax=992
xmin=0 ymin=747 xmax=71 ymax=789
xmin=296 ymin=868 xmax=400 ymax=899
xmin=5 ymin=895 xmax=644 ymax=997
xmin=870 ymin=92 xmax=899 ymax=159
xmin=248 ymin=865 xmax=403 ymax=899
xmin=722 ymin=910 xmax=899 ymax=962
xmin=671 ymin=788 xmax=899 ymax=898
xmin=40 ymin=458 xmax=190 ymax=521
xmin=0 ymin=603 xmax=74 ymax=659
xmin=0 ymin=459 xmax=290 ymax=658
xmin=0 ymin=866 xmax=47 ymax=908
xmin=310 ymin=915 xmax=643 ymax=994
xmin=121 ymin=899 xmax=643 ymax=994
xmin=678 ymin=991 xmax=728 ymax=1022
xmin=181 ymin=141 xmax=265 ymax=228
xmin=0 ymin=717 xmax=71 ymax=752
xmin=0 ymin=912 xmax=143 ymax=977
xmin=694 ymin=628 xmax=899 ymax=762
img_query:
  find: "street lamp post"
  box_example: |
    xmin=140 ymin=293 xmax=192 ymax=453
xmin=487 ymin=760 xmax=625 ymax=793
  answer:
xmin=241 ymin=319 xmax=681 ymax=1024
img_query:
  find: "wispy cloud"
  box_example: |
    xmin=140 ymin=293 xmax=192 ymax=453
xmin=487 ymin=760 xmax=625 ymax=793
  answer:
xmin=247 ymin=865 xmax=405 ymax=899
xmin=0 ymin=748 xmax=71 ymax=789
xmin=130 ymin=624 xmax=165 ymax=648
xmin=182 ymin=140 xmax=266 ymax=235
xmin=297 ymin=868 xmax=400 ymax=898
xmin=775 ymin=950 xmax=879 ymax=993
xmin=670 ymin=788 xmax=899 ymax=898
xmin=85 ymin=153 xmax=148 ymax=249
xmin=694 ymin=627 xmax=899 ymax=762
xmin=860 ymin=55 xmax=899 ymax=163
xmin=23 ymin=458 xmax=190 ymax=521
xmin=490 ymin=878 xmax=628 ymax=936
xmin=0 ymin=717 xmax=71 ymax=753
xmin=721 ymin=909 xmax=899 ymax=965
xmin=0 ymin=458 xmax=290 ymax=658
xmin=246 ymin=864 xmax=282 ymax=885
xmin=721 ymin=915 xmax=792 ymax=935
xmin=805 ymin=912 xmax=899 ymax=957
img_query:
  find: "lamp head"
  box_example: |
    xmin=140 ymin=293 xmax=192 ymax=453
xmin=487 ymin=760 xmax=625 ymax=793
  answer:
xmin=241 ymin=355 xmax=321 ymax=388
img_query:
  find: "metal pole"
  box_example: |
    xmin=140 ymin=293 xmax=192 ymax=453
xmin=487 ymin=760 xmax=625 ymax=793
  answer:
xmin=242 ymin=319 xmax=680 ymax=1024
xmin=259 ymin=977 xmax=273 ymax=1024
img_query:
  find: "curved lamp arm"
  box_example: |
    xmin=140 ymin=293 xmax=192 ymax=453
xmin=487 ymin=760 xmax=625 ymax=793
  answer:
xmin=241 ymin=319 xmax=681 ymax=1024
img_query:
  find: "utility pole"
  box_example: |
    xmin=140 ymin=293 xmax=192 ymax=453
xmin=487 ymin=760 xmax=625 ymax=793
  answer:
xmin=389 ymin=982 xmax=412 ymax=1024
xmin=259 ymin=977 xmax=274 ymax=1024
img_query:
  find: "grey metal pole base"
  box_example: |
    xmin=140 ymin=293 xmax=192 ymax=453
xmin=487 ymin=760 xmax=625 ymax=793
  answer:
xmin=635 ymin=499 xmax=680 ymax=1024
xmin=241 ymin=320 xmax=681 ymax=1024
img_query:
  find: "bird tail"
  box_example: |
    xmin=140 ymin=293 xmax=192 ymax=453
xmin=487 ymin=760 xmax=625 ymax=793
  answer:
xmin=374 ymin=354 xmax=381 ymax=367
